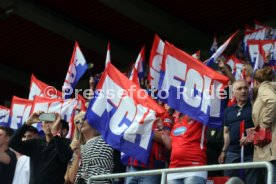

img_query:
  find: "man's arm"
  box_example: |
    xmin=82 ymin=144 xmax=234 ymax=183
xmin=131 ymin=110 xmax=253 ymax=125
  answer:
xmin=218 ymin=126 xmax=230 ymax=164
xmin=9 ymin=124 xmax=36 ymax=156
xmin=9 ymin=112 xmax=42 ymax=156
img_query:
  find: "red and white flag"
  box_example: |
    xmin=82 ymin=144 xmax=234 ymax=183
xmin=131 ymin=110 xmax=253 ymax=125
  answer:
xmin=0 ymin=106 xmax=10 ymax=127
xmin=86 ymin=63 xmax=165 ymax=163
xmin=192 ymin=50 xmax=201 ymax=60
xmin=31 ymin=96 xmax=81 ymax=138
xmin=10 ymin=96 xmax=33 ymax=129
xmin=29 ymin=74 xmax=63 ymax=100
xmin=149 ymin=35 xmax=165 ymax=89
xmin=227 ymin=55 xmax=244 ymax=80
xmin=129 ymin=46 xmax=145 ymax=85
xmin=254 ymin=20 xmax=269 ymax=29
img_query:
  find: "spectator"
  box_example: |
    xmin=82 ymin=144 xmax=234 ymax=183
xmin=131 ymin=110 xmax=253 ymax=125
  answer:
xmin=162 ymin=114 xmax=207 ymax=184
xmin=60 ymin=119 xmax=70 ymax=138
xmin=207 ymin=60 xmax=232 ymax=177
xmin=218 ymin=80 xmax=259 ymax=183
xmin=252 ymin=66 xmax=276 ymax=183
xmin=12 ymin=126 xmax=39 ymax=184
xmin=64 ymin=112 xmax=86 ymax=184
xmin=125 ymin=112 xmax=172 ymax=184
xmin=9 ymin=112 xmax=73 ymax=184
xmin=73 ymin=111 xmax=114 ymax=184
xmin=0 ymin=126 xmax=17 ymax=184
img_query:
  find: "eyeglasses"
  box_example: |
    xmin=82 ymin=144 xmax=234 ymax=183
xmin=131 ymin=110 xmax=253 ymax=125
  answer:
xmin=75 ymin=118 xmax=85 ymax=125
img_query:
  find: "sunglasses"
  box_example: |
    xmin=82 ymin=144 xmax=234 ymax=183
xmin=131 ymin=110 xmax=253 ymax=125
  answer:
xmin=75 ymin=118 xmax=85 ymax=125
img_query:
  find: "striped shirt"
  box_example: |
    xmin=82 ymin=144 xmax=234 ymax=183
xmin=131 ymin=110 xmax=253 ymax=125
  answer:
xmin=75 ymin=136 xmax=114 ymax=184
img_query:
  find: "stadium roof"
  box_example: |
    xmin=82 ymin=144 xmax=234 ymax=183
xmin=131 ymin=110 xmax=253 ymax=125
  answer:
xmin=0 ymin=0 xmax=275 ymax=104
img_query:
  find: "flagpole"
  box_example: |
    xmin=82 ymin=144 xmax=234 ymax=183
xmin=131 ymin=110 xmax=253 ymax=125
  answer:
xmin=240 ymin=120 xmax=245 ymax=180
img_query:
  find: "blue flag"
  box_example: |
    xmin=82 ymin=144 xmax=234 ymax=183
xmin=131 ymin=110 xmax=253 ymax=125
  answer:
xmin=63 ymin=42 xmax=88 ymax=99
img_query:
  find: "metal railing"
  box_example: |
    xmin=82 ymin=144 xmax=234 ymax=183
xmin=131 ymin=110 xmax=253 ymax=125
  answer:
xmin=89 ymin=161 xmax=274 ymax=184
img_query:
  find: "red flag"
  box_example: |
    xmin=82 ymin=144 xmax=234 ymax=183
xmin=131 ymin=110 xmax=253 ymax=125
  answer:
xmin=29 ymin=74 xmax=63 ymax=100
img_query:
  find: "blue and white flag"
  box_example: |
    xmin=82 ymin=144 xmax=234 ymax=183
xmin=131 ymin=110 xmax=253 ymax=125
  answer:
xmin=243 ymin=28 xmax=267 ymax=52
xmin=253 ymin=50 xmax=265 ymax=72
xmin=206 ymin=31 xmax=239 ymax=67
xmin=129 ymin=46 xmax=145 ymax=84
xmin=159 ymin=42 xmax=229 ymax=127
xmin=63 ymin=42 xmax=88 ymax=99
xmin=0 ymin=106 xmax=10 ymax=127
xmin=210 ymin=35 xmax=218 ymax=56
xmin=86 ymin=63 xmax=165 ymax=163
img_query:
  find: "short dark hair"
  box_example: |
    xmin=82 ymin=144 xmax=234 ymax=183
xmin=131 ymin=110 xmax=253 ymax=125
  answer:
xmin=60 ymin=120 xmax=69 ymax=131
xmin=254 ymin=66 xmax=275 ymax=83
xmin=26 ymin=126 xmax=38 ymax=134
xmin=0 ymin=126 xmax=14 ymax=137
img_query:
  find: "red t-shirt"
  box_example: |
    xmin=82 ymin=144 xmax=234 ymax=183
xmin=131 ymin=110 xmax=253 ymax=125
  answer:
xmin=169 ymin=115 xmax=207 ymax=168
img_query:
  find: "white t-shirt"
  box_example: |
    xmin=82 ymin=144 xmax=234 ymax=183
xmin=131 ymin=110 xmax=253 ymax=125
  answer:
xmin=12 ymin=155 xmax=30 ymax=184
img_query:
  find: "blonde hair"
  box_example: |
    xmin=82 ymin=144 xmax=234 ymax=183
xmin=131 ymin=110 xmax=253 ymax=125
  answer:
xmin=74 ymin=111 xmax=86 ymax=123
xmin=243 ymin=64 xmax=253 ymax=77
xmin=70 ymin=111 xmax=86 ymax=147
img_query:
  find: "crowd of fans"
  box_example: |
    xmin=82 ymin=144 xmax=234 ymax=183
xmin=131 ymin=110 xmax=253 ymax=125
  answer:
xmin=1 ymin=26 xmax=276 ymax=184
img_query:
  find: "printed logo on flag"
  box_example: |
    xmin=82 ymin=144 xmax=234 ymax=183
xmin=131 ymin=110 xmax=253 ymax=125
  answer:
xmin=149 ymin=35 xmax=165 ymax=89
xmin=10 ymin=96 xmax=33 ymax=129
xmin=86 ymin=63 xmax=165 ymax=163
xmin=158 ymin=42 xmax=229 ymax=127
xmin=0 ymin=106 xmax=10 ymax=127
